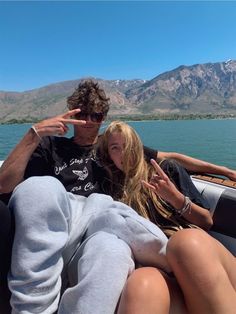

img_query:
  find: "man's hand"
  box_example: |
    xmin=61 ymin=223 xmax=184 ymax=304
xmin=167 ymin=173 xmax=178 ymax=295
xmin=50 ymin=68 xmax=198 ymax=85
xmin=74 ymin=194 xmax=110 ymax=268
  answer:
xmin=227 ymin=169 xmax=236 ymax=181
xmin=31 ymin=109 xmax=86 ymax=138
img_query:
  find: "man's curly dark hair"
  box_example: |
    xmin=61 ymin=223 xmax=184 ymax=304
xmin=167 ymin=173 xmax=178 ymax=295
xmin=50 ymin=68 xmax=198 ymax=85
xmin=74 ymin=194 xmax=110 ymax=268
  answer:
xmin=67 ymin=80 xmax=110 ymax=114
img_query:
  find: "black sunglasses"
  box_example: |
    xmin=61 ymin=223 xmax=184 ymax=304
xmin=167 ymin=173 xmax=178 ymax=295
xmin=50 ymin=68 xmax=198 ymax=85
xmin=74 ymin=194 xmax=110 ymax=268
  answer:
xmin=74 ymin=111 xmax=105 ymax=123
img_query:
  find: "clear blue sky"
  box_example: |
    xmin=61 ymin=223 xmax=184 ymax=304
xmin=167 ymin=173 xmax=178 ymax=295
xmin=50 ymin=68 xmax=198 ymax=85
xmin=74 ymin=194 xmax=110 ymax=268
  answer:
xmin=1 ymin=1 xmax=236 ymax=92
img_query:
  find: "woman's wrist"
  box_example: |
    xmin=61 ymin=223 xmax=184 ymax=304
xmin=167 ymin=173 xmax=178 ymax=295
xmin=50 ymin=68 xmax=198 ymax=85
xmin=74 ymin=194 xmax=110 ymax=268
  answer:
xmin=171 ymin=192 xmax=185 ymax=210
xmin=171 ymin=192 xmax=192 ymax=216
xmin=175 ymin=196 xmax=192 ymax=216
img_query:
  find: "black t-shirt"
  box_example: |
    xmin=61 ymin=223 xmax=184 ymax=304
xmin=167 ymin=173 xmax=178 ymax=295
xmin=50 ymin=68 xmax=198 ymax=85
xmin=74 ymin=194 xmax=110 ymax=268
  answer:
xmin=143 ymin=146 xmax=157 ymax=162
xmin=24 ymin=137 xmax=158 ymax=197
xmin=25 ymin=136 xmax=106 ymax=197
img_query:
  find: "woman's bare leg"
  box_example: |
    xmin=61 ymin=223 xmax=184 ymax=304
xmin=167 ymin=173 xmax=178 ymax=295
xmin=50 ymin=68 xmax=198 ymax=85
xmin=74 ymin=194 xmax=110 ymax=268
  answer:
xmin=117 ymin=267 xmax=187 ymax=314
xmin=167 ymin=229 xmax=236 ymax=314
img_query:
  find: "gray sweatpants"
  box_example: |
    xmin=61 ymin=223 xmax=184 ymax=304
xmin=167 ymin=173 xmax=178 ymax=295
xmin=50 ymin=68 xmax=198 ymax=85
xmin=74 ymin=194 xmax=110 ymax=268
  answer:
xmin=8 ymin=176 xmax=169 ymax=314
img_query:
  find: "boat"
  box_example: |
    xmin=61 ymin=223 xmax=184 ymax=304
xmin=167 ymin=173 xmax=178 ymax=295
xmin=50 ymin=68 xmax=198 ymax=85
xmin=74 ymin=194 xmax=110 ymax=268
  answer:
xmin=0 ymin=160 xmax=236 ymax=256
xmin=191 ymin=174 xmax=236 ymax=255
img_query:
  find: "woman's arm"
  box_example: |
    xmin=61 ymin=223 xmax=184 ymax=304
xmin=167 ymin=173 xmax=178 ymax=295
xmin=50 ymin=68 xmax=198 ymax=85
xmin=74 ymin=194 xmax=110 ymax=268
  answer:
xmin=142 ymin=159 xmax=213 ymax=230
xmin=157 ymin=151 xmax=236 ymax=181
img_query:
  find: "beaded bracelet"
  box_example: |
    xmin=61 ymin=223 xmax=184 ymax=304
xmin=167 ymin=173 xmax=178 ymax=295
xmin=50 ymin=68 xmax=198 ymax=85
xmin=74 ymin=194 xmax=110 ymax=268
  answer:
xmin=31 ymin=126 xmax=42 ymax=141
xmin=175 ymin=196 xmax=192 ymax=216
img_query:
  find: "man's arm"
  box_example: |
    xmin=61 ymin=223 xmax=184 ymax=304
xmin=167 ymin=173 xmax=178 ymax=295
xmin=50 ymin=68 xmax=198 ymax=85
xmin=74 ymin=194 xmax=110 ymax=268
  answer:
xmin=0 ymin=109 xmax=85 ymax=194
xmin=157 ymin=151 xmax=236 ymax=181
xmin=0 ymin=129 xmax=41 ymax=193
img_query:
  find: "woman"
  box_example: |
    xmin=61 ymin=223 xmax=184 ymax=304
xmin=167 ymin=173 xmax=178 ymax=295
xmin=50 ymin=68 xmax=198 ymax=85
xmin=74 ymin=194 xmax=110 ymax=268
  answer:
xmin=100 ymin=121 xmax=236 ymax=314
xmin=100 ymin=121 xmax=213 ymax=234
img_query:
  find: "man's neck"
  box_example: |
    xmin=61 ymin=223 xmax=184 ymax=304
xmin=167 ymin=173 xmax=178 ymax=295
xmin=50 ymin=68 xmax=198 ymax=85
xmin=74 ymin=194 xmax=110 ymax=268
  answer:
xmin=73 ymin=134 xmax=98 ymax=146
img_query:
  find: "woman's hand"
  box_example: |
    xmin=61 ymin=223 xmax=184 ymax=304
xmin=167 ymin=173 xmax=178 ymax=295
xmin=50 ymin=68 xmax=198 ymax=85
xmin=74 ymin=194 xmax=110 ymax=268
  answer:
xmin=142 ymin=159 xmax=185 ymax=210
xmin=31 ymin=109 xmax=86 ymax=138
xmin=142 ymin=159 xmax=213 ymax=229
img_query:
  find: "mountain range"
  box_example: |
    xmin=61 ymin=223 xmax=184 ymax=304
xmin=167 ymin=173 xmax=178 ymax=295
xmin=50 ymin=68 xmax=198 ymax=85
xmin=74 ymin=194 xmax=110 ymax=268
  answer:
xmin=1 ymin=59 xmax=236 ymax=123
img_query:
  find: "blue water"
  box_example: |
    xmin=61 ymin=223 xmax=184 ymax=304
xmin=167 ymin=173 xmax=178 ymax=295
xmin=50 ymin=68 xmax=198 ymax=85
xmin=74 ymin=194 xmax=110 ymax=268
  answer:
xmin=0 ymin=119 xmax=236 ymax=169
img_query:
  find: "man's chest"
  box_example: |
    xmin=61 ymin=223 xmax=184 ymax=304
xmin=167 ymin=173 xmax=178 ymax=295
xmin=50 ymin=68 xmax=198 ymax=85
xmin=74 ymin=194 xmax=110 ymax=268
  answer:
xmin=51 ymin=148 xmax=103 ymax=195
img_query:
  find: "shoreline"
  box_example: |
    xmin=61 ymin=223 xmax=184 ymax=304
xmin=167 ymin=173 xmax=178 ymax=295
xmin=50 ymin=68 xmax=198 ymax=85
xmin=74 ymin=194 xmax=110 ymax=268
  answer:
xmin=1 ymin=113 xmax=236 ymax=124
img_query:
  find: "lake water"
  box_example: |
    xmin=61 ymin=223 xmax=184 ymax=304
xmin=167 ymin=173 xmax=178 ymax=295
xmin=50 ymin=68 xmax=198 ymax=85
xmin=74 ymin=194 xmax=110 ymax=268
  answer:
xmin=0 ymin=119 xmax=236 ymax=169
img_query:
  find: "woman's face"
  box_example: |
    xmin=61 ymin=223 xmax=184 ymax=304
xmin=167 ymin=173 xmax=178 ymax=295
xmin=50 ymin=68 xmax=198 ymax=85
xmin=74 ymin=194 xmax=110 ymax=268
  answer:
xmin=107 ymin=132 xmax=125 ymax=171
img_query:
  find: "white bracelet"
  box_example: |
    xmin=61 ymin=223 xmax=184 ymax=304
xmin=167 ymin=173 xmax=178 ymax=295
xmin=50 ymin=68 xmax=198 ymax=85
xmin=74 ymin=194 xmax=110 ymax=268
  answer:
xmin=175 ymin=196 xmax=192 ymax=216
xmin=31 ymin=126 xmax=42 ymax=141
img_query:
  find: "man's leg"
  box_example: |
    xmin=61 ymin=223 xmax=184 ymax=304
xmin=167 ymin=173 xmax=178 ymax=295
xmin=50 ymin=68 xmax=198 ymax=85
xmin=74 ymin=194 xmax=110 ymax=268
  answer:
xmin=8 ymin=176 xmax=77 ymax=314
xmin=59 ymin=231 xmax=135 ymax=314
xmin=0 ymin=200 xmax=13 ymax=314
xmin=84 ymin=198 xmax=170 ymax=272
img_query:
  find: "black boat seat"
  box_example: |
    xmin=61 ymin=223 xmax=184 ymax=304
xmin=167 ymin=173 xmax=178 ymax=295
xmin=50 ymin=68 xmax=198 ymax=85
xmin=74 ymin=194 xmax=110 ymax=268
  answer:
xmin=192 ymin=176 xmax=236 ymax=255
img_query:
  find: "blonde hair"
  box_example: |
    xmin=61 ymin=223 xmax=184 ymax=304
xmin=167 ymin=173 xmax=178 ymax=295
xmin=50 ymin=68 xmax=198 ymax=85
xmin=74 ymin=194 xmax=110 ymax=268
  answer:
xmin=100 ymin=121 xmax=166 ymax=221
xmin=100 ymin=121 xmax=200 ymax=237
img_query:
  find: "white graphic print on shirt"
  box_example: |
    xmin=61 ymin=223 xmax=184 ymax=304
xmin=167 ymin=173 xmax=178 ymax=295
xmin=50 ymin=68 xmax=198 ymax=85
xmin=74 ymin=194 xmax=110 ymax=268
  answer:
xmin=53 ymin=149 xmax=99 ymax=195
xmin=72 ymin=167 xmax=89 ymax=181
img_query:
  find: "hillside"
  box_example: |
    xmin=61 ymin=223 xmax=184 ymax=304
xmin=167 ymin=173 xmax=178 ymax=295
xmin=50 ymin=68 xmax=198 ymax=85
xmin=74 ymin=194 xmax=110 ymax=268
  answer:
xmin=1 ymin=60 xmax=236 ymax=122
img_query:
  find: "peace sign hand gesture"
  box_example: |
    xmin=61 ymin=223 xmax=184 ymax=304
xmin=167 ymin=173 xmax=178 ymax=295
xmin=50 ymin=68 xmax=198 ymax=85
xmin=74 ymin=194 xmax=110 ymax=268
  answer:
xmin=31 ymin=109 xmax=86 ymax=138
xmin=142 ymin=159 xmax=185 ymax=210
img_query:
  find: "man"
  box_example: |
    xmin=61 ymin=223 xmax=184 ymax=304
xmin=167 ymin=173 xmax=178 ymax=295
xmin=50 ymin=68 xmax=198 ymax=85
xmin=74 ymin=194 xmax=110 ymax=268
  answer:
xmin=0 ymin=80 xmax=169 ymax=313
xmin=1 ymin=79 xmax=236 ymax=313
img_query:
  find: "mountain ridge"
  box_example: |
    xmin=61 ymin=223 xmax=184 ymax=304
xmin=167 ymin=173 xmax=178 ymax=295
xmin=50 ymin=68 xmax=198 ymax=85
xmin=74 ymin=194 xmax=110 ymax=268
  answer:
xmin=1 ymin=60 xmax=236 ymax=122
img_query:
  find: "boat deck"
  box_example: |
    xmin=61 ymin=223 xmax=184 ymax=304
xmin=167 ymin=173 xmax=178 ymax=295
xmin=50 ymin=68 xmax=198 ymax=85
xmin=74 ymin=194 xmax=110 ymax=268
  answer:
xmin=192 ymin=174 xmax=236 ymax=189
